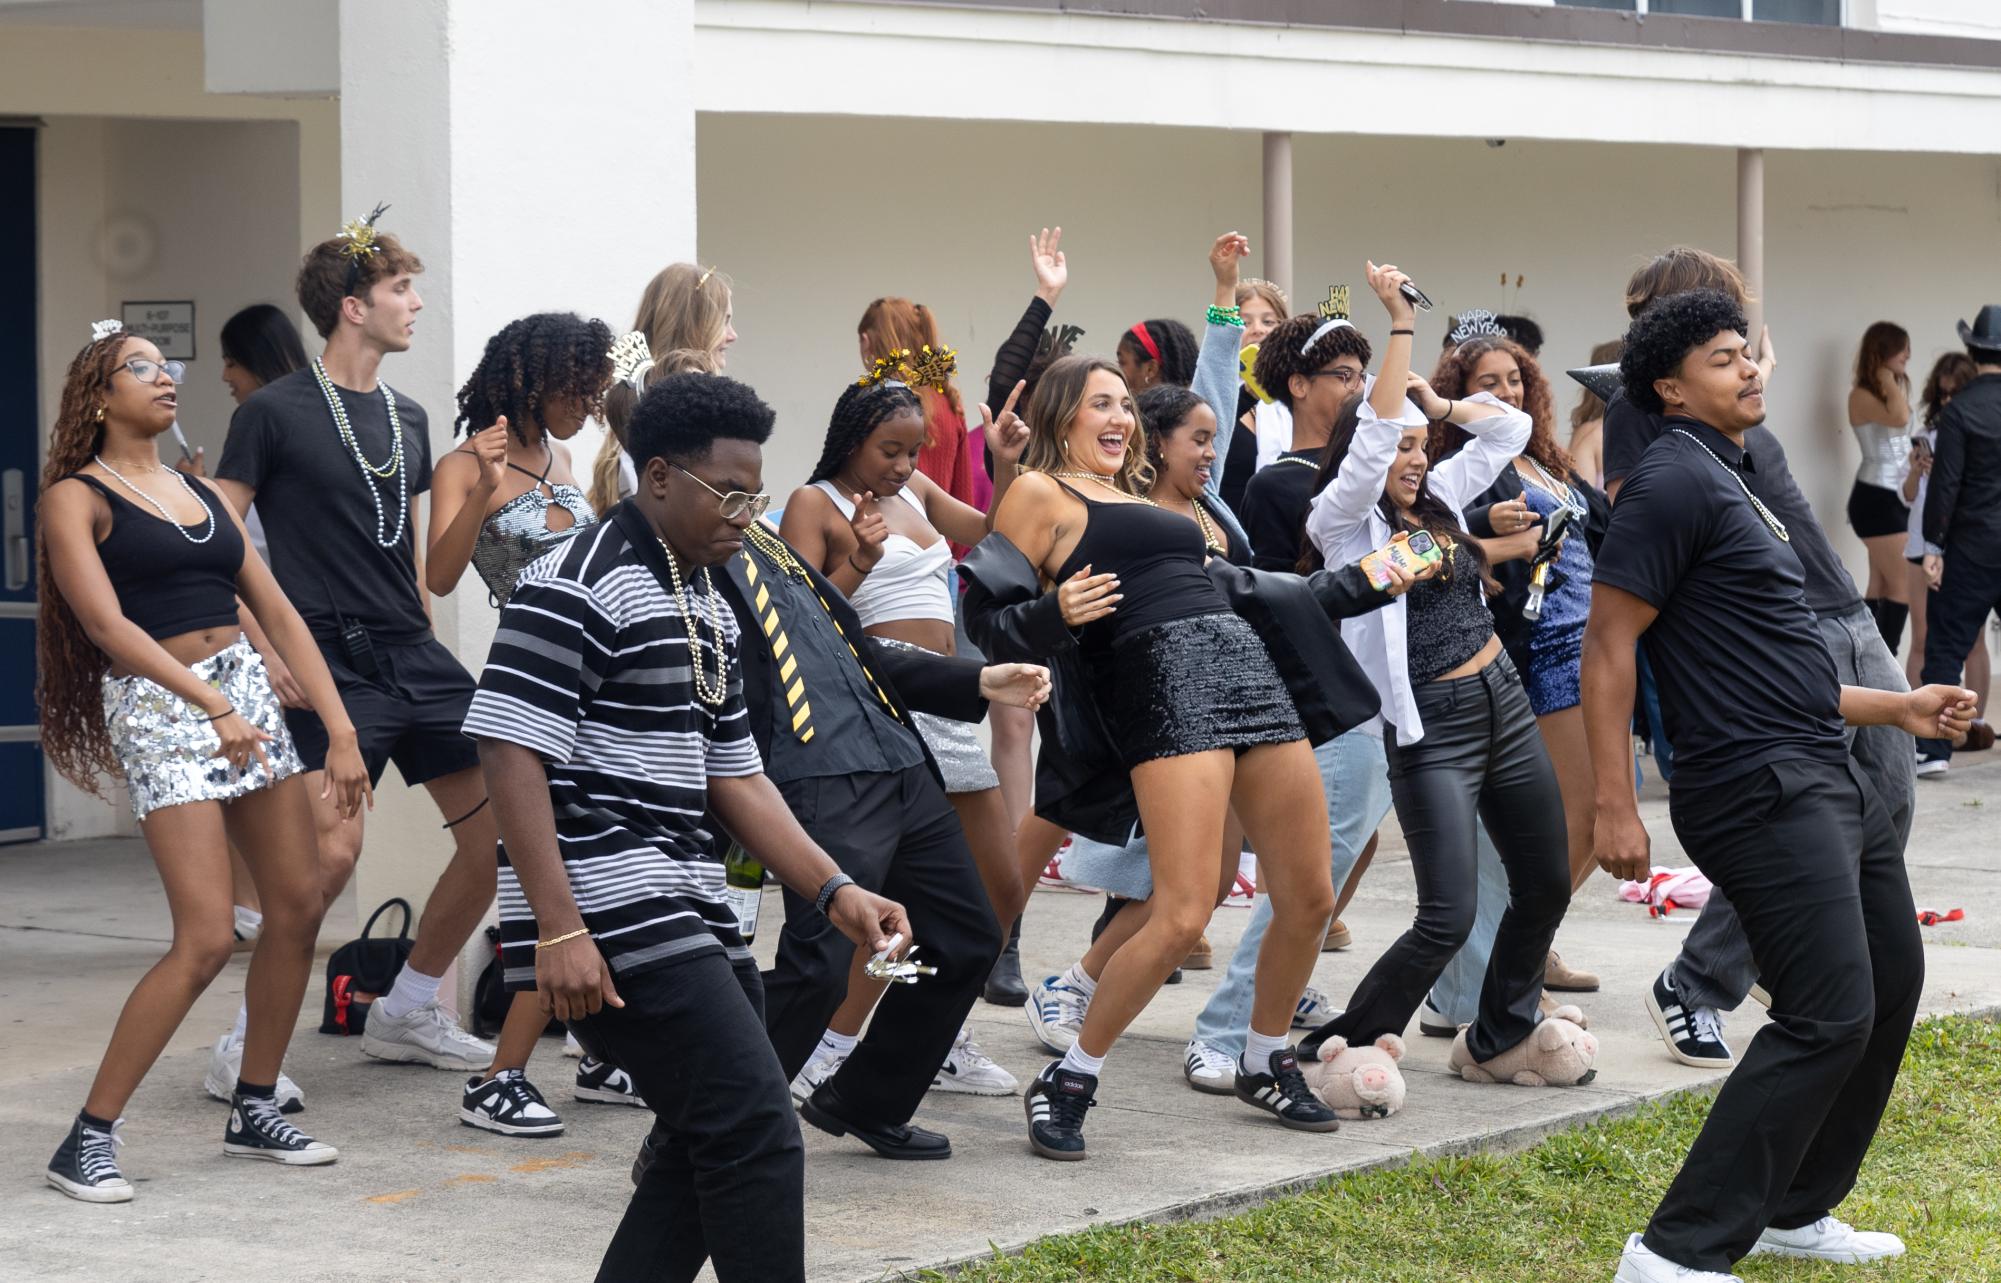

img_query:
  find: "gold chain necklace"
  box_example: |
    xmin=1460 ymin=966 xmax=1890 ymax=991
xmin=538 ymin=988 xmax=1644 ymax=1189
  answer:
xmin=1053 ymin=470 xmax=1223 ymax=554
xmin=656 ymin=537 xmax=730 ymax=706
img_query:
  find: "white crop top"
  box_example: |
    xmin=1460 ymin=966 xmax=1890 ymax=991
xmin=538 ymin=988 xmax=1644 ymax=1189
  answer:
xmin=811 ymin=482 xmax=955 ymax=628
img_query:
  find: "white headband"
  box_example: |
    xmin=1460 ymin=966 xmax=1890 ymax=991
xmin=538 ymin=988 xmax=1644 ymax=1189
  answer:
xmin=1299 ymin=317 xmax=1355 ymax=356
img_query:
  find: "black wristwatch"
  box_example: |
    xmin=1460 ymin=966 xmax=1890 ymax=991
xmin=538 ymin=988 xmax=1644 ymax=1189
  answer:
xmin=814 ymin=872 xmax=856 ymax=916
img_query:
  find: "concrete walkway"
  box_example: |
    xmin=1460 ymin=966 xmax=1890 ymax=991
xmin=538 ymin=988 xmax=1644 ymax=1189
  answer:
xmin=2 ymin=753 xmax=1997 ymax=1282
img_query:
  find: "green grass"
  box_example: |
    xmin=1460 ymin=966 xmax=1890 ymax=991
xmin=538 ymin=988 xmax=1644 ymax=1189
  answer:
xmin=930 ymin=1016 xmax=2001 ymax=1283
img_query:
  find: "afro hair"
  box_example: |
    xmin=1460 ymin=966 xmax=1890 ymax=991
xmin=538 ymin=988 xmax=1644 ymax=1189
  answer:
xmin=1619 ymin=289 xmax=1748 ymax=416
xmin=1255 ymin=314 xmax=1374 ymax=411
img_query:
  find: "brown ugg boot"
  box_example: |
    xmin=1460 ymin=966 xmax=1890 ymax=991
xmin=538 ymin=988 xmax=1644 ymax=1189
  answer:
xmin=1545 ymin=949 xmax=1600 ymax=992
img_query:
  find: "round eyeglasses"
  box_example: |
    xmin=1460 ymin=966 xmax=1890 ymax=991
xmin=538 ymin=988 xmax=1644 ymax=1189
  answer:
xmin=117 ymin=358 xmax=187 ymax=386
xmin=675 ymin=465 xmax=772 ymax=522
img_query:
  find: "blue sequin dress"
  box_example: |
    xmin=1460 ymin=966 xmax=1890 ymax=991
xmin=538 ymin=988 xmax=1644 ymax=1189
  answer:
xmin=1521 ymin=480 xmax=1593 ymax=716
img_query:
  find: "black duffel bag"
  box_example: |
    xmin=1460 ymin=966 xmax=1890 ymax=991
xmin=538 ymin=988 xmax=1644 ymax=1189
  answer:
xmin=319 ymin=898 xmax=415 ymax=1036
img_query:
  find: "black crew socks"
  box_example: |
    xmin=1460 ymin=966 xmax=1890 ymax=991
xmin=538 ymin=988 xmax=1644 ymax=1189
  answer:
xmin=1877 ymin=600 xmax=1908 ymax=655
xmin=235 ymin=1080 xmax=277 ymax=1099
xmin=79 ymin=1109 xmax=116 ymax=1131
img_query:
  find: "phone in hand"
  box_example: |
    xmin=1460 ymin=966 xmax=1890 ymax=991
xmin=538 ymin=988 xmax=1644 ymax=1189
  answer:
xmin=1359 ymin=529 xmax=1443 ymax=590
xmin=1399 ymin=281 xmax=1435 ymax=312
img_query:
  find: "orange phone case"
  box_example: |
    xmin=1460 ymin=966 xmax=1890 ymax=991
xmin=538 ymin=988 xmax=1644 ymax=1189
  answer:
xmin=1359 ymin=532 xmax=1443 ymax=590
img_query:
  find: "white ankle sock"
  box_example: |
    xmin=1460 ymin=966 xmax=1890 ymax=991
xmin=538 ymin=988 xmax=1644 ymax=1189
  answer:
xmin=1062 ymin=961 xmax=1097 ymax=997
xmin=1058 ymin=1043 xmax=1105 ymax=1078
xmin=1242 ymin=1028 xmax=1289 ymax=1075
xmin=818 ymin=1029 xmax=859 ymax=1056
xmin=233 ymin=904 xmax=263 ymax=936
xmin=376 ymin=965 xmax=442 ymax=1021
xmin=230 ymin=1004 xmax=248 ymax=1044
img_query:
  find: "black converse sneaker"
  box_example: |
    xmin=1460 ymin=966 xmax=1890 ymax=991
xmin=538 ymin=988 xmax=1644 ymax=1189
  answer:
xmin=46 ymin=1114 xmax=132 ymax=1203
xmin=1024 ymin=1060 xmax=1096 ymax=1161
xmin=1645 ymin=968 xmax=1734 ymax=1068
xmin=460 ymin=1069 xmax=565 ymax=1136
xmin=573 ymin=1056 xmax=645 ymax=1107
xmin=224 ymin=1092 xmax=338 ymax=1164
xmin=1234 ymin=1048 xmax=1342 ymax=1132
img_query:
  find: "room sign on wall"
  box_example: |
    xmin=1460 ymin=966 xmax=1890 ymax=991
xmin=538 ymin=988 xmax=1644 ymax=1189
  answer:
xmin=121 ymin=300 xmax=196 ymax=360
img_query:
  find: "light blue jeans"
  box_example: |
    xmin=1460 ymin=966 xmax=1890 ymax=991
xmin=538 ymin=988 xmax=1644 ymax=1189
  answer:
xmin=1190 ymin=730 xmax=1393 ymax=1056
xmin=1426 ymin=823 xmax=1510 ymax=1024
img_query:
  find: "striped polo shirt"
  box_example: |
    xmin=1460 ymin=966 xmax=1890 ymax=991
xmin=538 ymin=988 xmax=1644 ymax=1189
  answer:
xmin=461 ymin=504 xmax=762 ymax=988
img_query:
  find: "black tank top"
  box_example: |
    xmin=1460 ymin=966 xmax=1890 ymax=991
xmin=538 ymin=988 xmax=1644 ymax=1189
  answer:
xmin=65 ymin=474 xmax=243 ymax=641
xmin=1052 ymin=480 xmax=1229 ymax=643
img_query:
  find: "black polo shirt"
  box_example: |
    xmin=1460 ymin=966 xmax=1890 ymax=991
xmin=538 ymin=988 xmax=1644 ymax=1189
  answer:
xmin=1602 ymin=392 xmax=1862 ymax=619
xmin=1594 ymin=416 xmax=1846 ymax=792
xmin=1239 ymin=451 xmax=1322 ymax=572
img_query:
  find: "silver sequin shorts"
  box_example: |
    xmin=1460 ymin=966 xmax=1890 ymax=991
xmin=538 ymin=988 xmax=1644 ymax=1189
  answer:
xmin=872 ymin=637 xmax=1001 ymax=794
xmin=102 ymin=637 xmax=303 ymax=822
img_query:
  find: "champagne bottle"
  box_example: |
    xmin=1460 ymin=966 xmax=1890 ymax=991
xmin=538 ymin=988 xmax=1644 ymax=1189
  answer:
xmin=722 ymin=842 xmax=765 ymax=943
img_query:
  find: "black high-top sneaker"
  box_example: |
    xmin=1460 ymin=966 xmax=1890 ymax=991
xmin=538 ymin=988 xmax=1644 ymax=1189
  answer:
xmin=46 ymin=1113 xmax=132 ymax=1203
xmin=1234 ymin=1047 xmax=1342 ymax=1132
xmin=224 ymin=1091 xmax=339 ymax=1164
xmin=1024 ymin=1060 xmax=1097 ymax=1161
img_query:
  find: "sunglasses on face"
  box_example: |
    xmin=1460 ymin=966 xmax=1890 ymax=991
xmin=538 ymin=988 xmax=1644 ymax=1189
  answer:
xmin=117 ymin=358 xmax=187 ymax=385
xmin=675 ymin=464 xmax=771 ymax=521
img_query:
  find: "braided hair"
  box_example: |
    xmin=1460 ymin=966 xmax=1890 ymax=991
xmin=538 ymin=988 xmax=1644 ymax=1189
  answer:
xmin=454 ymin=312 xmax=614 ymax=445
xmin=1253 ymin=314 xmax=1374 ymax=411
xmin=1117 ymin=319 xmax=1198 ymax=387
xmin=808 ymin=380 xmax=925 ymax=484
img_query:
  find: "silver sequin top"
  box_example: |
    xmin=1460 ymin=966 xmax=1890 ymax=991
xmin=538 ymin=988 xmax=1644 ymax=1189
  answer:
xmin=1851 ymin=418 xmax=1911 ymax=491
xmin=473 ymin=484 xmax=595 ymax=606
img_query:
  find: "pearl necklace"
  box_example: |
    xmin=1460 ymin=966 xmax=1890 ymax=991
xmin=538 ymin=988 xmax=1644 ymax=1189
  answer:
xmin=1053 ymin=470 xmax=1223 ymax=554
xmin=1670 ymin=429 xmax=1790 ymax=543
xmin=313 ymin=358 xmax=409 ymax=548
xmin=657 ymin=538 xmax=730 ymax=707
xmin=94 ymin=455 xmax=216 ymax=544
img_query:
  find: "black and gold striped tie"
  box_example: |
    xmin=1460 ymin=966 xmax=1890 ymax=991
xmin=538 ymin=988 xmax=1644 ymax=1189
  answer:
xmin=741 ymin=528 xmax=898 ymax=744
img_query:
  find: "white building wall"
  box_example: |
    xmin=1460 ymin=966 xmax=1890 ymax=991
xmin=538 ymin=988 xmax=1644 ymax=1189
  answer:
xmin=1874 ymin=0 xmax=2001 ymax=38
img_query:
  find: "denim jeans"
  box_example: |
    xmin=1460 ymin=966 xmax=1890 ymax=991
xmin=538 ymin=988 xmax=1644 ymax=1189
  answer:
xmin=1425 ymin=822 xmax=1510 ymax=1025
xmin=1189 ymin=730 xmax=1392 ymax=1057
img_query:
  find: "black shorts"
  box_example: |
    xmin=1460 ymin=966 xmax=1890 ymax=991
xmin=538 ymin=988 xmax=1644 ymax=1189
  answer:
xmin=286 ymin=635 xmax=480 ymax=787
xmin=1846 ymin=480 xmax=1909 ymax=540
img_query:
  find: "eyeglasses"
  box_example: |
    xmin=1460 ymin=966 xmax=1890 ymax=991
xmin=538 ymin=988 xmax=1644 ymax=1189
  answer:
xmin=675 ymin=465 xmax=771 ymax=521
xmin=117 ymin=358 xmax=186 ymax=385
xmin=1308 ymin=365 xmax=1363 ymax=388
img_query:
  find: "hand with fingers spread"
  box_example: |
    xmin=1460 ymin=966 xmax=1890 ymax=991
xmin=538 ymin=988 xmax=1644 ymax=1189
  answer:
xmin=848 ymin=491 xmax=888 ymax=572
xmin=535 ymin=934 xmax=623 ymax=1023
xmin=209 ymin=709 xmax=273 ymax=778
xmin=1367 ymin=260 xmax=1417 ymax=327
xmin=1058 ymin=564 xmax=1121 ymax=628
xmin=1030 ymin=227 xmax=1067 ymax=304
xmin=469 ymin=420 xmax=510 ymax=495
xmin=982 ymin=380 xmax=1032 ymax=472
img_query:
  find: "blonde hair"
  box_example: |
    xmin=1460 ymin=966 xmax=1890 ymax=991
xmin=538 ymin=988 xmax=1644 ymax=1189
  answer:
xmin=587 ymin=347 xmax=723 ymax=517
xmin=1235 ymin=279 xmax=1290 ymax=319
xmin=1019 ymin=355 xmax=1154 ymax=497
xmin=589 ymin=263 xmax=732 ymax=516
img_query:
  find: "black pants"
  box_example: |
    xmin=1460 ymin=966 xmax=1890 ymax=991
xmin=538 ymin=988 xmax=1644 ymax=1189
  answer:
xmin=570 ymin=954 xmax=804 ymax=1283
xmin=763 ymin=764 xmax=1002 ymax=1124
xmin=1302 ymin=653 xmax=1570 ymax=1063
xmin=1644 ymin=757 xmax=1923 ymax=1271
xmin=1918 ymin=552 xmax=2001 ymax=760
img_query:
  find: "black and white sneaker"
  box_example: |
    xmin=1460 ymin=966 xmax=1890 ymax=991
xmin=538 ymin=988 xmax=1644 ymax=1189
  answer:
xmin=1234 ymin=1048 xmax=1342 ymax=1133
xmin=460 ymin=1069 xmax=565 ymax=1136
xmin=224 ymin=1092 xmax=338 ymax=1164
xmin=1645 ymin=968 xmax=1734 ymax=1068
xmin=1024 ymin=1060 xmax=1096 ymax=1161
xmin=46 ymin=1114 xmax=132 ymax=1203
xmin=573 ymin=1056 xmax=645 ymax=1107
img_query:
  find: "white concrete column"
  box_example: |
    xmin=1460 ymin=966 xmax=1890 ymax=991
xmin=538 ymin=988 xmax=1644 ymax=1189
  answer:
xmin=1737 ymin=147 xmax=1766 ymax=349
xmin=338 ymin=0 xmax=696 ymax=933
xmin=1261 ymin=131 xmax=1294 ymax=303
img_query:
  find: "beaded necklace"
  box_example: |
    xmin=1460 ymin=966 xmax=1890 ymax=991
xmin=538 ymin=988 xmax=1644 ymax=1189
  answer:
xmin=656 ymin=537 xmax=730 ymax=706
xmin=313 ymin=358 xmax=409 ymax=549
xmin=1670 ymin=429 xmax=1790 ymax=543
xmin=93 ymin=455 xmax=216 ymax=545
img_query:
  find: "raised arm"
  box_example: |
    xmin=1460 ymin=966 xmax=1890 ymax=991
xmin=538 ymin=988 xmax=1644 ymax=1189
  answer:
xmin=984 ymin=228 xmax=1065 ymax=412
xmin=1304 ymin=261 xmax=1420 ymax=554
xmin=921 ymin=380 xmax=1030 ymax=543
xmin=1420 ymin=389 xmax=1533 ymax=512
xmin=1189 ymin=232 xmax=1252 ymax=500
xmin=425 ymin=424 xmax=509 ymax=596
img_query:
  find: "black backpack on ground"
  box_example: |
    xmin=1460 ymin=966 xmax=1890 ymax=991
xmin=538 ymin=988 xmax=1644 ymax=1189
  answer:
xmin=319 ymin=898 xmax=415 ymax=1036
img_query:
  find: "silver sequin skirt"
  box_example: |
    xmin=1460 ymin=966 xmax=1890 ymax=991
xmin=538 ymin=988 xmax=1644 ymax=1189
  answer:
xmin=1109 ymin=612 xmax=1304 ymax=769
xmin=102 ymin=637 xmax=303 ymax=822
xmin=872 ymin=637 xmax=1001 ymax=794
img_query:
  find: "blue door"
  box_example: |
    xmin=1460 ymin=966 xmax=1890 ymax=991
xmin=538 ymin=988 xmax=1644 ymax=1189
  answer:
xmin=1 ymin=126 xmax=45 ymax=842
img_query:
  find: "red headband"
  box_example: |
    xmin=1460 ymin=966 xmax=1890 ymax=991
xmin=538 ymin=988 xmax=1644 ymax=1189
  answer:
xmin=1129 ymin=322 xmax=1162 ymax=364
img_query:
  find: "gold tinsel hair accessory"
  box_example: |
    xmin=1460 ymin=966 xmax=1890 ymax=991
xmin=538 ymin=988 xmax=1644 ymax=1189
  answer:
xmin=856 ymin=350 xmax=911 ymax=391
xmin=339 ymin=202 xmax=392 ymax=295
xmin=905 ymin=343 xmax=958 ymax=393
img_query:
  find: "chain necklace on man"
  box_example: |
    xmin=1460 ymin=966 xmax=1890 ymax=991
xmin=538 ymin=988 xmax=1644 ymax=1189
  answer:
xmin=94 ymin=455 xmax=216 ymax=544
xmin=1671 ymin=428 xmax=1789 ymax=542
xmin=657 ymin=537 xmax=730 ymax=706
xmin=313 ymin=357 xmax=408 ymax=549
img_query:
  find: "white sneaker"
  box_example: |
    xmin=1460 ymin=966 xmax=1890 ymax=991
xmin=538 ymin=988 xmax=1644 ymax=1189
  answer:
xmin=1749 ymin=1216 xmax=1906 ymax=1263
xmin=361 ymin=998 xmax=496 ymax=1070
xmin=933 ymin=1026 xmax=1019 ymax=1095
xmin=1613 ymin=1232 xmax=1743 ymax=1282
xmin=1183 ymin=1038 xmax=1237 ymax=1095
xmin=1418 ymin=995 xmax=1458 ymax=1038
xmin=1292 ymin=986 xmax=1339 ymax=1029
xmin=203 ymin=1032 xmax=305 ymax=1113
xmin=561 ymin=1030 xmax=584 ymax=1059
xmin=1027 ymin=974 xmax=1091 ymax=1054
xmin=790 ymin=1040 xmax=850 ymax=1105
xmin=460 ymin=1069 xmax=564 ymax=1137
xmin=1747 ymin=982 xmax=1772 ymax=1009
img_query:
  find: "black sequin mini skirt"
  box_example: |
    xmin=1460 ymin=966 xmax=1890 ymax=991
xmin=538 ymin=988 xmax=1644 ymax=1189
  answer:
xmin=1108 ymin=612 xmax=1304 ymax=769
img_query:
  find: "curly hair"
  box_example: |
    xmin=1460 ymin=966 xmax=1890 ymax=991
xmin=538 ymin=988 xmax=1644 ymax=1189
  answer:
xmin=1116 ymin=319 xmax=1198 ymax=387
xmin=454 ymin=312 xmax=614 ymax=445
xmin=1253 ymin=314 xmax=1373 ymax=411
xmin=1135 ymin=384 xmax=1208 ymax=480
xmin=627 ymin=372 xmax=774 ymax=470
xmin=1620 ymin=290 xmax=1749 ymax=416
xmin=1019 ymin=355 xmax=1154 ymax=496
xmin=296 ymin=231 xmax=424 ymax=339
xmin=1922 ymin=352 xmax=1978 ymax=430
xmin=37 ymin=334 xmax=133 ymax=795
xmin=1427 ymin=337 xmax=1570 ymax=478
xmin=808 ymin=380 xmax=925 ymax=484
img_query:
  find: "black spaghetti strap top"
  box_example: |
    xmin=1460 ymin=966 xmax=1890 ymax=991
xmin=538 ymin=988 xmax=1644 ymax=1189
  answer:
xmin=1052 ymin=480 xmax=1229 ymax=643
xmin=65 ymin=474 xmax=243 ymax=641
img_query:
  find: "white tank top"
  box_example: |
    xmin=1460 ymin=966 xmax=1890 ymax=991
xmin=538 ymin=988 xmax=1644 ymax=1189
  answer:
xmin=811 ymin=482 xmax=955 ymax=628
